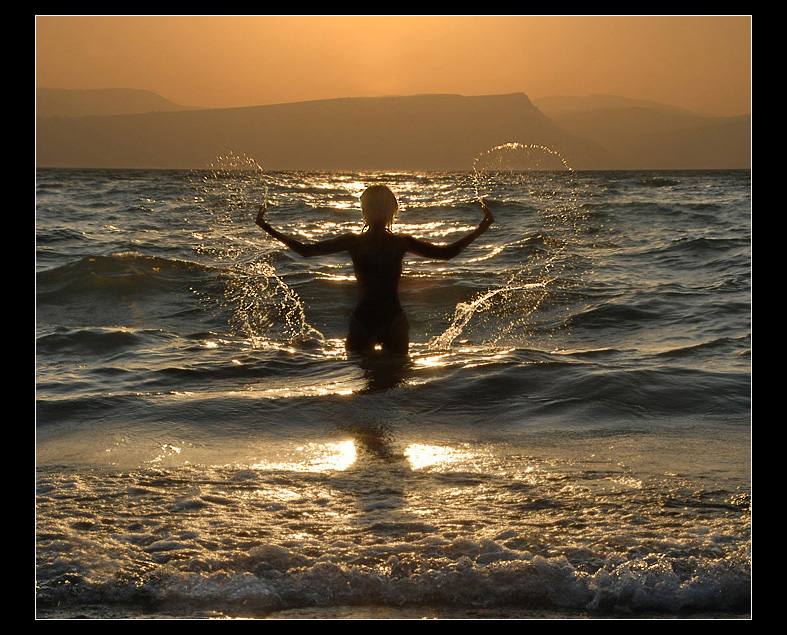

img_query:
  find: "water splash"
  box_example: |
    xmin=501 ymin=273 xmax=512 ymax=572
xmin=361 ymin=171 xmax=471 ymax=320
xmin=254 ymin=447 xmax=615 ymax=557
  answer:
xmin=190 ymin=153 xmax=323 ymax=348
xmin=216 ymin=259 xmax=324 ymax=348
xmin=430 ymin=143 xmax=584 ymax=350
xmin=471 ymin=142 xmax=574 ymax=201
xmin=428 ymin=282 xmax=548 ymax=350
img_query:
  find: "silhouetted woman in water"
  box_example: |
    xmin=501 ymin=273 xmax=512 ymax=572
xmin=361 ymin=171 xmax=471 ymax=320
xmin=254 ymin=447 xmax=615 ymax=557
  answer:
xmin=256 ymin=184 xmax=494 ymax=355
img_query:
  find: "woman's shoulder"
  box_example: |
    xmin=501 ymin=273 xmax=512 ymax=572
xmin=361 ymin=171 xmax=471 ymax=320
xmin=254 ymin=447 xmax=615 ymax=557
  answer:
xmin=389 ymin=232 xmax=422 ymax=252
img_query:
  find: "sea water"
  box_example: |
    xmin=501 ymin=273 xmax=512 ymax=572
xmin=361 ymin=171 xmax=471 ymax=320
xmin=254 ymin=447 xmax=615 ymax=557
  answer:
xmin=35 ymin=148 xmax=751 ymax=619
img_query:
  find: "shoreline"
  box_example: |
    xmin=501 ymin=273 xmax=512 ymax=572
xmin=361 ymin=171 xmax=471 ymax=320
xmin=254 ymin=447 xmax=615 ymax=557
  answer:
xmin=37 ymin=604 xmax=752 ymax=621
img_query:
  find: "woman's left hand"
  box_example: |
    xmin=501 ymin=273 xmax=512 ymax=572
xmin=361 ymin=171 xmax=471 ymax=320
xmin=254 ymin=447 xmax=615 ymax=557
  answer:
xmin=480 ymin=201 xmax=494 ymax=228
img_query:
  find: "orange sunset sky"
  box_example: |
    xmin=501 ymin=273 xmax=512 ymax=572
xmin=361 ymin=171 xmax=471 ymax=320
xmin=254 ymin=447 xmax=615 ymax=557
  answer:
xmin=35 ymin=15 xmax=751 ymax=117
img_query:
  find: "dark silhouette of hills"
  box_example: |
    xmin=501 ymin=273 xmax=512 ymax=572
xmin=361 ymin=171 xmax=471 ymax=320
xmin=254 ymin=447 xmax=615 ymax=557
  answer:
xmin=36 ymin=87 xmax=200 ymax=118
xmin=533 ymin=94 xmax=750 ymax=170
xmin=35 ymin=89 xmax=750 ymax=171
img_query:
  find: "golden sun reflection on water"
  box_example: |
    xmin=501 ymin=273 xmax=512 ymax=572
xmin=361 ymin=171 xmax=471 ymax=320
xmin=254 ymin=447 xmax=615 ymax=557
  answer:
xmin=413 ymin=354 xmax=451 ymax=368
xmin=251 ymin=440 xmax=358 ymax=473
xmin=404 ymin=443 xmax=472 ymax=470
xmin=251 ymin=440 xmax=474 ymax=474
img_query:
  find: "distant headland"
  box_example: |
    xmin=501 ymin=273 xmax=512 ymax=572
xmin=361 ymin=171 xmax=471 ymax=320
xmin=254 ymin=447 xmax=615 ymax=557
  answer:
xmin=35 ymin=88 xmax=750 ymax=171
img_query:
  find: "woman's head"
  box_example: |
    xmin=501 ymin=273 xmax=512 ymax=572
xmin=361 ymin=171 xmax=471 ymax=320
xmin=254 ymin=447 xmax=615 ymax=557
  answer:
xmin=360 ymin=185 xmax=398 ymax=230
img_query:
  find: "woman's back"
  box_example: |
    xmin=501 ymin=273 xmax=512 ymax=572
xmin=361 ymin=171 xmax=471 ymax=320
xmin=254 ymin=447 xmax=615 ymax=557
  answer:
xmin=348 ymin=230 xmax=407 ymax=315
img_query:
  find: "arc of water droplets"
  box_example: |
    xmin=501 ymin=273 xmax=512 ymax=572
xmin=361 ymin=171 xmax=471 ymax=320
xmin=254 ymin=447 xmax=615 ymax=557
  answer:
xmin=428 ymin=142 xmax=577 ymax=350
xmin=194 ymin=153 xmax=322 ymax=348
xmin=472 ymin=142 xmax=574 ymax=201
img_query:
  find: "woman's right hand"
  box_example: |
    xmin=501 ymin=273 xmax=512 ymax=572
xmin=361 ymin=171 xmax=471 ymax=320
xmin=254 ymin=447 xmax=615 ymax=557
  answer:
xmin=255 ymin=204 xmax=268 ymax=228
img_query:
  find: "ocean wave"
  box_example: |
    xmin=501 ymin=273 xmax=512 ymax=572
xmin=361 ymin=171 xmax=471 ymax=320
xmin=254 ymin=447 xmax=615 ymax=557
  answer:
xmin=35 ymin=463 xmax=751 ymax=618
xmin=37 ymin=251 xmax=210 ymax=297
xmin=655 ymin=235 xmax=750 ymax=261
xmin=36 ymin=325 xmax=172 ymax=357
xmin=35 ymin=544 xmax=751 ymax=617
xmin=405 ymin=356 xmax=750 ymax=422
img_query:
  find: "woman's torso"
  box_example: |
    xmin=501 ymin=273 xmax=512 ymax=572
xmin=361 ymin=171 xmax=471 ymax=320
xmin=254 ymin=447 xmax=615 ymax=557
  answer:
xmin=347 ymin=231 xmax=408 ymax=317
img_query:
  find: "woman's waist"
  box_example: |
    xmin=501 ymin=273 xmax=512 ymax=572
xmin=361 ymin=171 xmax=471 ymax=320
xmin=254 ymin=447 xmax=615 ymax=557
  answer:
xmin=352 ymin=299 xmax=403 ymax=318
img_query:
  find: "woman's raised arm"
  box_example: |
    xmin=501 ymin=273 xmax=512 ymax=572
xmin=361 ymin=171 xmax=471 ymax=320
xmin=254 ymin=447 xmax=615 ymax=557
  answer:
xmin=405 ymin=202 xmax=494 ymax=260
xmin=256 ymin=205 xmax=354 ymax=257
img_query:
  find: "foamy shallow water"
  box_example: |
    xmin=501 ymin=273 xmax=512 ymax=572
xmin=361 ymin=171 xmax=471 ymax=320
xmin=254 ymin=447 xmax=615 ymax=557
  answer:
xmin=36 ymin=421 xmax=750 ymax=618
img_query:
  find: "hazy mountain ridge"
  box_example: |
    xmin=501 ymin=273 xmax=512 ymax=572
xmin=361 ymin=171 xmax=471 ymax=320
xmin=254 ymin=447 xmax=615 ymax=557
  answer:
xmin=36 ymin=87 xmax=200 ymax=118
xmin=533 ymin=94 xmax=750 ymax=169
xmin=35 ymin=89 xmax=750 ymax=170
xmin=532 ymin=94 xmax=709 ymax=118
